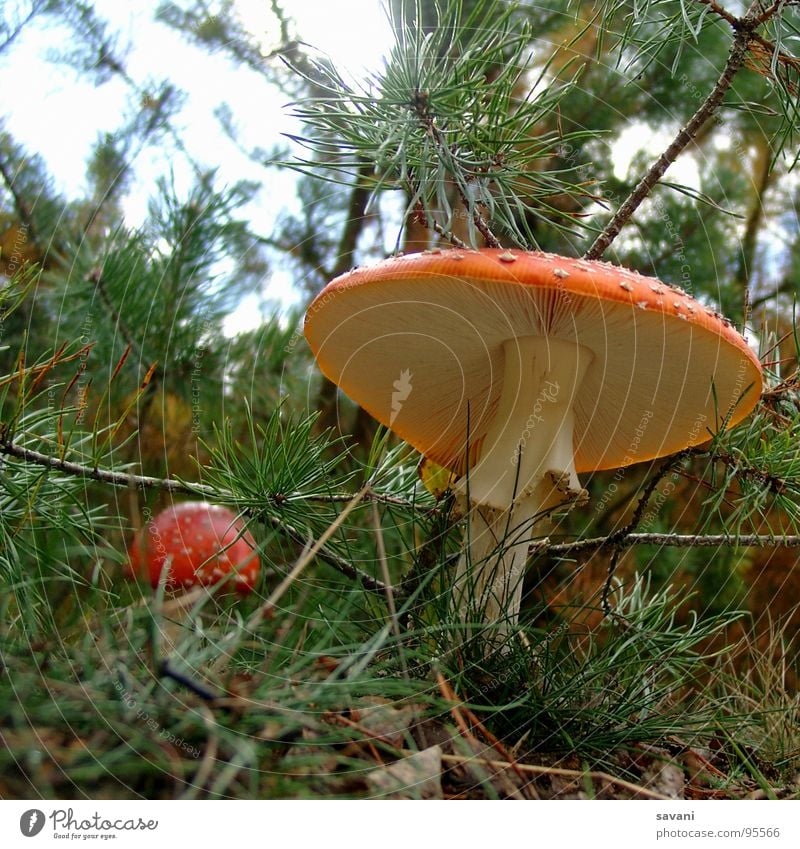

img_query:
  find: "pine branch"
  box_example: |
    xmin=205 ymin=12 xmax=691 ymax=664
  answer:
xmin=750 ymin=1 xmax=786 ymax=27
xmin=88 ymin=268 xmax=150 ymax=372
xmin=693 ymin=1 xmax=786 ymax=69
xmin=694 ymin=0 xmax=740 ymax=28
xmin=598 ymin=451 xmax=692 ymax=615
xmin=0 ymin=153 xmax=39 ymax=248
xmin=0 ymin=1 xmax=41 ymax=56
xmin=0 ymin=436 xmax=206 ymax=492
xmin=546 ymin=532 xmax=800 ymax=556
xmin=584 ymin=20 xmax=755 ymax=260
xmin=0 ymin=437 xmax=389 ymax=596
xmin=432 ymin=219 xmax=468 ymax=248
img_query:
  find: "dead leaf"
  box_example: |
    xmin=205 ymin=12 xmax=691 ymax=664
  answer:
xmin=366 ymin=745 xmax=443 ymax=799
xmin=641 ymin=759 xmax=685 ymax=799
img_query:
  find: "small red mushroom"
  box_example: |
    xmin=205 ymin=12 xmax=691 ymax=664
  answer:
xmin=127 ymin=502 xmax=260 ymax=594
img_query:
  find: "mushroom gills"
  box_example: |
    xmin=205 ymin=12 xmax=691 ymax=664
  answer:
xmin=454 ymin=335 xmax=593 ymax=631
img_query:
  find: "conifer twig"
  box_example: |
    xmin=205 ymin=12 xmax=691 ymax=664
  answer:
xmin=600 ymin=451 xmax=692 ymax=616
xmin=545 ymin=532 xmax=800 ymax=556
xmin=0 ymin=437 xmax=389 ymax=596
xmin=209 ymin=485 xmax=372 ymax=674
xmin=435 ymin=752 xmax=672 ymax=800
xmin=584 ymin=20 xmax=756 ymax=260
xmin=6 ymin=439 xmax=800 ymax=583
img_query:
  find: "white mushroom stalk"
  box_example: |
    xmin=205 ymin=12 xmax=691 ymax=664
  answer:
xmin=453 ymin=336 xmax=593 ymax=634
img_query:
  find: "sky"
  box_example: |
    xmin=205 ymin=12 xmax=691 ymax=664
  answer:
xmin=0 ymin=0 xmax=705 ymax=333
xmin=0 ymin=0 xmax=395 ymax=330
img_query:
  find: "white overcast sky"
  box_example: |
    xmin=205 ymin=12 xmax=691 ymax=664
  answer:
xmin=0 ymin=0 xmax=705 ymax=332
xmin=0 ymin=0 xmax=394 ymax=329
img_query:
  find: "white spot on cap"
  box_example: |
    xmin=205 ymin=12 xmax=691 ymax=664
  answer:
xmin=636 ymin=301 xmax=648 ymax=310
xmin=498 ymin=251 xmax=517 ymax=263
xmin=619 ymin=281 xmax=634 ymax=292
xmin=650 ymin=284 xmax=664 ymax=294
xmin=553 ymin=268 xmax=569 ymax=279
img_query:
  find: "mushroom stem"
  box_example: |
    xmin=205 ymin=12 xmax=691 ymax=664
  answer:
xmin=454 ymin=336 xmax=592 ymax=636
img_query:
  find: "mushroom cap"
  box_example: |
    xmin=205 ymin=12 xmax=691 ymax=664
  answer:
xmin=304 ymin=249 xmax=762 ymax=475
xmin=127 ymin=502 xmax=260 ymax=594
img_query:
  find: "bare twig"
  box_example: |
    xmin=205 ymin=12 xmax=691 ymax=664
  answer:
xmin=0 ymin=438 xmax=196 ymax=492
xmin=614 ymin=452 xmax=693 ymax=545
xmin=584 ymin=22 xmax=755 ymax=260
xmin=432 ymin=219 xmax=468 ymax=249
xmin=247 ymin=484 xmax=371 ymax=626
xmin=694 ymin=0 xmax=741 ymax=28
xmin=436 ymin=752 xmax=672 ymax=800
xmin=601 ymin=547 xmax=625 ymax=618
xmin=545 ymin=532 xmax=800 ymax=557
xmin=600 ymin=451 xmax=692 ymax=615
xmin=6 ymin=437 xmax=800 ymax=589
xmin=750 ymin=0 xmax=785 ymax=28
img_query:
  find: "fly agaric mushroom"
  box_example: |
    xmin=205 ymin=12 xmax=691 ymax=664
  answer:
xmin=304 ymin=249 xmax=762 ymax=632
xmin=128 ymin=502 xmax=260 ymax=594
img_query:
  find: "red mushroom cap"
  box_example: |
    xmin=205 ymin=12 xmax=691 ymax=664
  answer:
xmin=304 ymin=249 xmax=762 ymax=475
xmin=127 ymin=502 xmax=260 ymax=594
